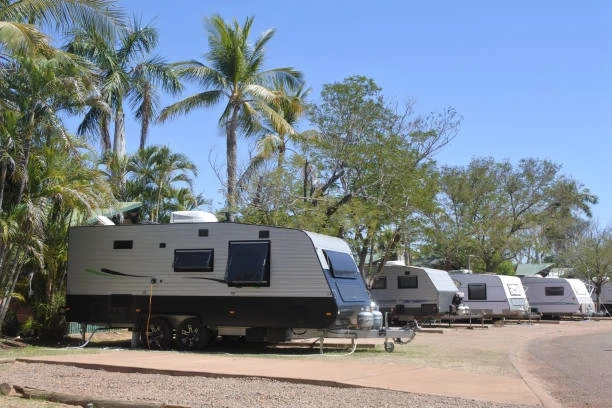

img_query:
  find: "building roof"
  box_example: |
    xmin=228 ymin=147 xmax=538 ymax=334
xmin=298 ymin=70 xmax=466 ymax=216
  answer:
xmin=515 ymin=263 xmax=555 ymax=277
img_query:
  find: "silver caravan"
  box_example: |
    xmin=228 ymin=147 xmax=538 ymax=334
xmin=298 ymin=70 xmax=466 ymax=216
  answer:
xmin=595 ymin=282 xmax=612 ymax=315
xmin=449 ymin=272 xmax=530 ymax=318
xmin=520 ymin=276 xmax=595 ymax=318
xmin=369 ymin=261 xmax=469 ymax=324
xmin=65 ymin=221 xmax=415 ymax=351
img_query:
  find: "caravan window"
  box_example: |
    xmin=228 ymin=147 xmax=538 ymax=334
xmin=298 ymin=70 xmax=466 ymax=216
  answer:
xmin=398 ymin=275 xmax=418 ymax=289
xmin=226 ymin=241 xmax=270 ymax=287
xmin=507 ymin=283 xmax=522 ymax=296
xmin=113 ymin=240 xmax=133 ymax=249
xmin=545 ymin=286 xmax=564 ymax=296
xmin=468 ymin=283 xmax=487 ymax=300
xmin=371 ymin=276 xmax=387 ymax=289
xmin=323 ymin=250 xmax=358 ymax=279
xmin=173 ymin=249 xmax=214 ymax=272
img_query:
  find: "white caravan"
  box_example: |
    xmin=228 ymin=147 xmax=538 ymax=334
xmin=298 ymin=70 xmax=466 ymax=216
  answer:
xmin=593 ymin=281 xmax=612 ymax=315
xmin=66 ymin=220 xmax=416 ymax=351
xmin=369 ymin=261 xmax=469 ymax=324
xmin=449 ymin=272 xmax=530 ymax=318
xmin=520 ymin=276 xmax=595 ymax=318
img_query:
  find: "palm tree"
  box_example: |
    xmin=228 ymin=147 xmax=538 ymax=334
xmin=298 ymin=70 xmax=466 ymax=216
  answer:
xmin=0 ymin=54 xmax=99 ymax=207
xmin=127 ymin=145 xmax=198 ymax=223
xmin=66 ymin=16 xmax=182 ymax=156
xmin=158 ymin=15 xmax=303 ymax=221
xmin=0 ymin=0 xmax=123 ymax=58
xmin=239 ymin=82 xmax=311 ymax=188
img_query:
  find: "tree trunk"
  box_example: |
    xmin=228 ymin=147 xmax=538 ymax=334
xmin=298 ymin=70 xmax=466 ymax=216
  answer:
xmin=0 ymin=164 xmax=6 ymax=212
xmin=101 ymin=115 xmax=111 ymax=153
xmin=113 ymin=109 xmax=126 ymax=158
xmin=225 ymin=107 xmax=239 ymax=222
xmin=0 ymin=250 xmax=24 ymax=334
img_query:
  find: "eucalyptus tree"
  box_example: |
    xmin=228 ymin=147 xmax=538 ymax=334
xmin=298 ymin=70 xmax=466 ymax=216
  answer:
xmin=66 ymin=16 xmax=182 ymax=156
xmin=561 ymin=222 xmax=612 ymax=308
xmin=426 ymin=157 xmax=597 ymax=272
xmin=126 ymin=145 xmax=198 ymax=223
xmin=159 ymin=15 xmax=303 ymax=221
xmin=299 ymin=76 xmax=458 ymax=278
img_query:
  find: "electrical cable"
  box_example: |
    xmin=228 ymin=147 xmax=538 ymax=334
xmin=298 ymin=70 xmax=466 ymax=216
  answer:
xmin=145 ymin=282 xmax=154 ymax=350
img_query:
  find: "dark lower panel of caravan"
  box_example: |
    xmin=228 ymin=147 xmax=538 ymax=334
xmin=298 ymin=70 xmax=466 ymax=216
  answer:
xmin=66 ymin=294 xmax=338 ymax=329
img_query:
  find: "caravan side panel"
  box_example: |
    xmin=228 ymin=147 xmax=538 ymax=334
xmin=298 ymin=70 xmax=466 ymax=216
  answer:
xmin=452 ymin=274 xmax=528 ymax=317
xmin=521 ymin=277 xmax=593 ymax=317
xmin=370 ymin=265 xmax=459 ymax=321
xmin=66 ymin=223 xmax=370 ymax=329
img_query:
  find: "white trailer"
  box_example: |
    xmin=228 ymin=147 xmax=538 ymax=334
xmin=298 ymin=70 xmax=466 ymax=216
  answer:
xmin=595 ymin=282 xmax=612 ymax=315
xmin=369 ymin=262 xmax=469 ymax=324
xmin=520 ymin=276 xmax=595 ymax=318
xmin=65 ymin=221 xmax=415 ymax=351
xmin=449 ymin=272 xmax=530 ymax=319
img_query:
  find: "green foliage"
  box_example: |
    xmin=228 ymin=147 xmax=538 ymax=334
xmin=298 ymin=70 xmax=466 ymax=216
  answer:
xmin=561 ymin=223 xmax=612 ymax=304
xmin=29 ymin=292 xmax=67 ymax=341
xmin=423 ymin=157 xmax=597 ymax=272
xmin=124 ymin=145 xmax=201 ymax=223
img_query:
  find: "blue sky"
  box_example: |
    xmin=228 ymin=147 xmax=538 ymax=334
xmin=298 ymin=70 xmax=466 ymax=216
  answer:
xmin=87 ymin=1 xmax=611 ymax=223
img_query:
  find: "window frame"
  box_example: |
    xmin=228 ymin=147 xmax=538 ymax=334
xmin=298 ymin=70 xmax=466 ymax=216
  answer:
xmin=468 ymin=283 xmax=487 ymax=300
xmin=323 ymin=250 xmax=359 ymax=279
xmin=545 ymin=286 xmax=565 ymax=296
xmin=225 ymin=240 xmax=271 ymax=287
xmin=173 ymin=248 xmax=214 ymax=272
xmin=371 ymin=276 xmax=387 ymax=290
xmin=397 ymin=275 xmax=418 ymax=289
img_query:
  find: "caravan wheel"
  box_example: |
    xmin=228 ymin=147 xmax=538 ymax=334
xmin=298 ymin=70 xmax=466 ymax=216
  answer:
xmin=142 ymin=317 xmax=172 ymax=350
xmin=176 ymin=318 xmax=208 ymax=350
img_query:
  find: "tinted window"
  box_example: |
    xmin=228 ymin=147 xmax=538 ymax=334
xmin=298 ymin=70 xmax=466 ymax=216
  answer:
xmin=398 ymin=275 xmax=418 ymax=289
xmin=173 ymin=249 xmax=214 ymax=272
xmin=468 ymin=283 xmax=487 ymax=300
xmin=226 ymin=241 xmax=270 ymax=287
xmin=324 ymin=250 xmax=358 ymax=279
xmin=113 ymin=240 xmax=133 ymax=249
xmin=371 ymin=276 xmax=387 ymax=289
xmin=545 ymin=286 xmax=564 ymax=296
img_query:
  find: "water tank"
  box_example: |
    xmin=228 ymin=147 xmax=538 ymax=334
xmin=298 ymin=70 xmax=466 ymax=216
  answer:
xmin=170 ymin=211 xmax=218 ymax=223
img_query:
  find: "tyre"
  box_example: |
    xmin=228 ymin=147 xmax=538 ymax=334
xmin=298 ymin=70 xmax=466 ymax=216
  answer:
xmin=141 ymin=317 xmax=172 ymax=350
xmin=175 ymin=317 xmax=208 ymax=351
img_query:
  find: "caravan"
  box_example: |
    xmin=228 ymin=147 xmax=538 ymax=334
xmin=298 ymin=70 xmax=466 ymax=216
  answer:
xmin=369 ymin=261 xmax=469 ymax=324
xmin=520 ymin=276 xmax=595 ymax=318
xmin=65 ymin=219 xmax=416 ymax=351
xmin=595 ymin=282 xmax=612 ymax=315
xmin=449 ymin=272 xmax=530 ymax=319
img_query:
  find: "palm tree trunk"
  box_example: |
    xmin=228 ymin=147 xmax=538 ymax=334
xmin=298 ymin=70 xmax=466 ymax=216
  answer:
xmin=113 ymin=109 xmax=126 ymax=158
xmin=0 ymin=164 xmax=7 ymax=211
xmin=225 ymin=107 xmax=239 ymax=222
xmin=101 ymin=116 xmax=111 ymax=153
xmin=0 ymin=249 xmax=24 ymax=334
xmin=17 ymin=112 xmax=36 ymax=204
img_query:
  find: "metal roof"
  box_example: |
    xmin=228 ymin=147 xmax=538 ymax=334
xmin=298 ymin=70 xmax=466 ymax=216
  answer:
xmin=515 ymin=263 xmax=555 ymax=277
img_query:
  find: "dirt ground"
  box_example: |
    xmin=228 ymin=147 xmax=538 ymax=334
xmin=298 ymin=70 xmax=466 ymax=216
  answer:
xmin=3 ymin=318 xmax=612 ymax=407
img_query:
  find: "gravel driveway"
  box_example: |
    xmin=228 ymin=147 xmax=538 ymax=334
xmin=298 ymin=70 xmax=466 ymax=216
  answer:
xmin=1 ymin=319 xmax=611 ymax=408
